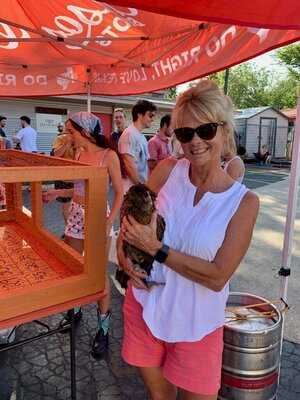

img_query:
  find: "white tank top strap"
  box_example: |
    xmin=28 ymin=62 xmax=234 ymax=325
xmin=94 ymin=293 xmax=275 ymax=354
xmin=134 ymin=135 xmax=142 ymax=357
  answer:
xmin=222 ymin=156 xmax=245 ymax=183
xmin=223 ymin=155 xmax=241 ymax=172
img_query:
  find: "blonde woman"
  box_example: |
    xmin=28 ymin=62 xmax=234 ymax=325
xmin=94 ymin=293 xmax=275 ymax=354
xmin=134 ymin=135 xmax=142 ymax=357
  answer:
xmin=221 ymin=130 xmax=245 ymax=183
xmin=118 ymin=80 xmax=259 ymax=400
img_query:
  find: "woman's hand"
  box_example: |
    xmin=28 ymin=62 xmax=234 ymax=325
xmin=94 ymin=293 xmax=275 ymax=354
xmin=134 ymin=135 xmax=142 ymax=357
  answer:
xmin=122 ymin=212 xmax=162 ymax=257
xmin=42 ymin=190 xmax=58 ymax=203
xmin=117 ymin=232 xmax=149 ymax=290
xmin=64 ymin=133 xmax=74 ymax=144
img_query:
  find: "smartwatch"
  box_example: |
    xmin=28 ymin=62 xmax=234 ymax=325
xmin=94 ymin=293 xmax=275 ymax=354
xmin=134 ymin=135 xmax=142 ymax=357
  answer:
xmin=154 ymin=244 xmax=170 ymax=263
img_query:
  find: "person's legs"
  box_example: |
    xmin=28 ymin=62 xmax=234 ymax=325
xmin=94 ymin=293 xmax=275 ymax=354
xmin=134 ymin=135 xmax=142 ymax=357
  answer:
xmin=91 ymin=237 xmax=112 ymax=359
xmin=163 ymin=328 xmax=223 ymax=398
xmin=59 ymin=235 xmax=84 ymax=329
xmin=97 ymin=274 xmax=111 ymax=313
xmin=122 ymin=286 xmax=175 ymax=398
xmin=61 ymin=201 xmax=71 ymax=224
xmin=139 ymin=367 xmax=177 ymax=400
xmin=97 ymin=236 xmax=112 ymax=313
xmin=64 ymin=235 xmax=84 ymax=254
xmin=91 ymin=275 xmax=111 ymax=359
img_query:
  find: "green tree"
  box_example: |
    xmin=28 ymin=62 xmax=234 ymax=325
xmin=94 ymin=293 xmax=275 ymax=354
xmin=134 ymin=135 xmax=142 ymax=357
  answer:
xmin=268 ymin=75 xmax=299 ymax=109
xmin=276 ymin=44 xmax=300 ymax=79
xmin=209 ymin=61 xmax=299 ymax=110
xmin=210 ymin=64 xmax=271 ymax=108
xmin=208 ymin=72 xmax=224 ymax=88
xmin=165 ymin=87 xmax=177 ymax=100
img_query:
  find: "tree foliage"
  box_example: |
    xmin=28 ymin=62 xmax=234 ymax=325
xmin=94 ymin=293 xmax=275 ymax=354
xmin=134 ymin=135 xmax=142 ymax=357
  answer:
xmin=276 ymin=44 xmax=300 ymax=79
xmin=208 ymin=58 xmax=299 ymax=110
xmin=210 ymin=64 xmax=271 ymax=108
xmin=268 ymin=75 xmax=299 ymax=109
xmin=165 ymin=87 xmax=177 ymax=100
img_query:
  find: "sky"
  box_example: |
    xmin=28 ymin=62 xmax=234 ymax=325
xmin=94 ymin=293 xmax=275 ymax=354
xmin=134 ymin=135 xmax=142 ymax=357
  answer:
xmin=249 ymin=50 xmax=287 ymax=75
xmin=177 ymin=49 xmax=288 ymax=93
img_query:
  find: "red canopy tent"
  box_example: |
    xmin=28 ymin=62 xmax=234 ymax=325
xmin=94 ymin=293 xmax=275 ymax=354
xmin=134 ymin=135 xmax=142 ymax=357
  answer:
xmin=105 ymin=0 xmax=300 ymax=29
xmin=0 ymin=0 xmax=299 ymax=97
xmin=0 ymin=0 xmax=300 ymax=371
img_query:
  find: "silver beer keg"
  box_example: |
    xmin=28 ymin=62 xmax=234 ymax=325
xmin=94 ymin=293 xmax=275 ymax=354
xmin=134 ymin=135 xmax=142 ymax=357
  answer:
xmin=219 ymin=292 xmax=282 ymax=400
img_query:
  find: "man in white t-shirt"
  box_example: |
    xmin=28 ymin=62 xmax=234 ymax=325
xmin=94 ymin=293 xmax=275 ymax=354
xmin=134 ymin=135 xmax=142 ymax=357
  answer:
xmin=13 ymin=116 xmax=37 ymax=152
xmin=118 ymin=100 xmax=157 ymax=193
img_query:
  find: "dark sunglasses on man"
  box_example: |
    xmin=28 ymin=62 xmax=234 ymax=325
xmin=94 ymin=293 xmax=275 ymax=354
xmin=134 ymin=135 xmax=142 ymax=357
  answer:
xmin=174 ymin=122 xmax=224 ymax=144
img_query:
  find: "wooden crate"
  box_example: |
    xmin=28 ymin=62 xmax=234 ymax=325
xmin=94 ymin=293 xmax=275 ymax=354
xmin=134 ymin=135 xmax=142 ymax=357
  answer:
xmin=0 ymin=150 xmax=107 ymax=328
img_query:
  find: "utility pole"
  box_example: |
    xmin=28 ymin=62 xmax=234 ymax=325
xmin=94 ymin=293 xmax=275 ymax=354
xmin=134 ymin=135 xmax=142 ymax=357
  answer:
xmin=224 ymin=68 xmax=230 ymax=95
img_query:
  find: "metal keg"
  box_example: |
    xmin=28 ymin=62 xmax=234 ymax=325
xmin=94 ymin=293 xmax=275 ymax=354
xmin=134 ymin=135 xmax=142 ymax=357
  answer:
xmin=219 ymin=292 xmax=282 ymax=400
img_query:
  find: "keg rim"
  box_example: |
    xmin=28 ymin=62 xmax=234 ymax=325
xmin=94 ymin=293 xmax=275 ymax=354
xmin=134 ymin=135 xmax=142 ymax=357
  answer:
xmin=225 ymin=292 xmax=282 ymax=333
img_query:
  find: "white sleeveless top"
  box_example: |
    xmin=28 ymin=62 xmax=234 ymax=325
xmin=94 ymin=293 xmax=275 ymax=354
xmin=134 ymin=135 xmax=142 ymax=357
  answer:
xmin=133 ymin=158 xmax=249 ymax=342
xmin=222 ymin=155 xmax=244 ymax=183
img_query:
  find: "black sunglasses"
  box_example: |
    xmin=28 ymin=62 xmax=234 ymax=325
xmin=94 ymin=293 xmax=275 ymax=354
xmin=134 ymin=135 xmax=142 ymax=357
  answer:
xmin=174 ymin=122 xmax=223 ymax=143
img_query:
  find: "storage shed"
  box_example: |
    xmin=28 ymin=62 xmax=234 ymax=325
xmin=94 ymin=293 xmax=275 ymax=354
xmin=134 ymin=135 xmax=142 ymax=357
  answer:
xmin=234 ymin=107 xmax=289 ymax=159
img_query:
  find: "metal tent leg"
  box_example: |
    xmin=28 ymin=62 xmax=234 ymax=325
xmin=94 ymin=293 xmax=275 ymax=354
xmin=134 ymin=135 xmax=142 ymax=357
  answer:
xmin=69 ymin=309 xmax=77 ymax=400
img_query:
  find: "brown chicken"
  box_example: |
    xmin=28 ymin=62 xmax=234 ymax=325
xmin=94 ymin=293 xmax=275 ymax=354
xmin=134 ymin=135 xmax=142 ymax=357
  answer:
xmin=116 ymin=184 xmax=165 ymax=288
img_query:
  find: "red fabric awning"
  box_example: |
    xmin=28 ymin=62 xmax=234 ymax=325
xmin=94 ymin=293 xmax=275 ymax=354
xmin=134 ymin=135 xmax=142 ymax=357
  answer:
xmin=0 ymin=0 xmax=298 ymax=96
xmin=104 ymin=1 xmax=300 ymax=30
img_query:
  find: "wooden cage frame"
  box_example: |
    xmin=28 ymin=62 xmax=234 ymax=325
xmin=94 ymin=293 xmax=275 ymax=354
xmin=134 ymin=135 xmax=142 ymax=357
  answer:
xmin=0 ymin=150 xmax=107 ymax=328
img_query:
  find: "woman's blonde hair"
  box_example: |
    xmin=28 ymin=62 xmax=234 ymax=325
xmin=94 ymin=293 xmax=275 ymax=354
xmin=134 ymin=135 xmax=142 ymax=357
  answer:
xmin=222 ymin=129 xmax=237 ymax=159
xmin=172 ymin=80 xmax=236 ymax=155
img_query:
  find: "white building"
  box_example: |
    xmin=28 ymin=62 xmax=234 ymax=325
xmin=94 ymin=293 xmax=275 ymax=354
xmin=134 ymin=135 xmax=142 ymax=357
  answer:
xmin=235 ymin=107 xmax=289 ymax=159
xmin=0 ymin=92 xmax=174 ymax=153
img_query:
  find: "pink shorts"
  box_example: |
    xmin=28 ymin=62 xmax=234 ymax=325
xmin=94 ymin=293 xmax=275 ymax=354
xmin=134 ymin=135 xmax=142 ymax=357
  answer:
xmin=122 ymin=286 xmax=224 ymax=395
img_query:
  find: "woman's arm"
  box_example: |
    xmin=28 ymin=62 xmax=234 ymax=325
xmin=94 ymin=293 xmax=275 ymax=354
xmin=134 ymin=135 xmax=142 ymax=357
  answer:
xmin=122 ymin=154 xmax=140 ymax=184
xmin=147 ymin=157 xmax=177 ymax=193
xmin=122 ymin=191 xmax=259 ymax=292
xmin=53 ymin=142 xmax=72 ymax=158
xmin=52 ymin=134 xmax=74 ymax=158
xmin=42 ymin=188 xmax=74 ymax=203
xmin=107 ymin=150 xmax=124 ymax=227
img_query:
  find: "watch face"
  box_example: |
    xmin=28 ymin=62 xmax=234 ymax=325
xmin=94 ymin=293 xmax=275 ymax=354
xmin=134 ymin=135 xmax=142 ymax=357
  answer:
xmin=155 ymin=244 xmax=169 ymax=263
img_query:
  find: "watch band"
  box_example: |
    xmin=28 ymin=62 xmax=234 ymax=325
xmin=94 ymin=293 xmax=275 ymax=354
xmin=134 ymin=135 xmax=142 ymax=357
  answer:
xmin=154 ymin=244 xmax=169 ymax=263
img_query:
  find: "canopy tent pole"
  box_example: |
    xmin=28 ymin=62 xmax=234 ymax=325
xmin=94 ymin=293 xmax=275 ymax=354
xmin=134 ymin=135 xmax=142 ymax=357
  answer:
xmin=87 ymin=69 xmax=92 ymax=113
xmin=279 ymin=96 xmax=300 ymax=301
xmin=223 ymin=69 xmax=230 ymax=95
xmin=87 ymin=83 xmax=91 ymax=113
xmin=278 ymin=96 xmax=300 ymax=373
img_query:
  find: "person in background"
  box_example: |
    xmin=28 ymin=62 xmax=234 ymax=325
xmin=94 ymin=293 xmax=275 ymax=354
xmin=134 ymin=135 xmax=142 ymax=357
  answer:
xmin=13 ymin=116 xmax=37 ymax=152
xmin=57 ymin=122 xmax=64 ymax=135
xmin=0 ymin=116 xmax=12 ymax=149
xmin=260 ymin=144 xmax=271 ymax=164
xmin=51 ymin=122 xmax=75 ymax=228
xmin=148 ymin=114 xmax=173 ymax=172
xmin=0 ymin=117 xmax=12 ymax=210
xmin=118 ymin=100 xmax=157 ymax=193
xmin=0 ymin=116 xmax=7 ymax=138
xmin=110 ymin=108 xmax=128 ymax=179
xmin=221 ymin=129 xmax=245 ymax=183
xmin=118 ymin=80 xmax=259 ymax=400
xmin=111 ymin=108 xmax=127 ymax=149
xmin=43 ymin=112 xmax=123 ymax=359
